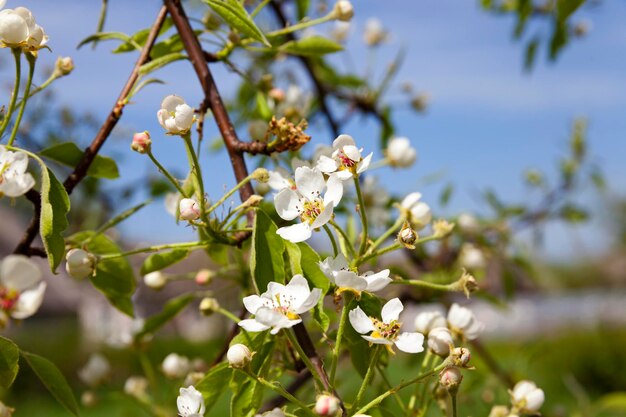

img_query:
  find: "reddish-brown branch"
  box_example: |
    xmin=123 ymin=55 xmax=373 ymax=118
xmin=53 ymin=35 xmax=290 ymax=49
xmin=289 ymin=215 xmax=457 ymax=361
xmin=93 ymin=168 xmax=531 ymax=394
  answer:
xmin=13 ymin=5 xmax=169 ymax=256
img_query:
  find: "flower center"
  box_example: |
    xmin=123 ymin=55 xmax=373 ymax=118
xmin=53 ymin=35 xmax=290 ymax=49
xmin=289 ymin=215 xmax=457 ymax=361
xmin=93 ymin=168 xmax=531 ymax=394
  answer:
xmin=370 ymin=318 xmax=401 ymax=340
xmin=298 ymin=199 xmax=324 ymax=224
xmin=337 ymin=150 xmax=358 ymax=169
xmin=0 ymin=287 xmax=20 ymax=311
xmin=273 ymin=293 xmax=300 ymax=320
xmin=0 ymin=161 xmax=11 ymax=183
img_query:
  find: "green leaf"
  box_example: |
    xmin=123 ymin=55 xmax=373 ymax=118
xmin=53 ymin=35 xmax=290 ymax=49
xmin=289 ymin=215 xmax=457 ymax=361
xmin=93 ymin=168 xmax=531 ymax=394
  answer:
xmin=559 ymin=204 xmax=589 ymax=223
xmin=250 ymin=209 xmax=285 ymax=292
xmin=284 ymin=241 xmax=302 ymax=275
xmin=77 ymin=31 xmax=134 ymax=49
xmin=556 ymin=0 xmax=585 ymax=21
xmin=296 ymin=243 xmax=330 ymax=331
xmin=0 ymin=336 xmax=19 ymax=389
xmin=205 ymin=0 xmax=271 ymax=46
xmin=296 ymin=0 xmax=310 ymax=20
xmin=130 ymin=78 xmax=165 ymax=97
xmin=40 ymin=142 xmax=119 ymax=179
xmin=140 ymin=249 xmax=190 ymax=275
xmin=439 ymin=183 xmax=454 ymax=207
xmin=596 ymin=392 xmax=626 ymax=412
xmin=21 ymin=351 xmax=80 ymax=417
xmin=280 ymin=36 xmax=343 ymax=57
xmin=68 ymin=231 xmax=136 ymax=316
xmin=195 ymin=362 xmax=233 ymax=412
xmin=111 ymin=18 xmax=174 ymax=54
xmin=138 ymin=52 xmax=187 ymax=76
xmin=40 ymin=166 xmax=71 ymax=272
xmin=135 ymin=294 xmax=194 ymax=339
xmin=94 ymin=200 xmax=151 ymax=237
xmin=524 ymin=37 xmax=539 ymax=72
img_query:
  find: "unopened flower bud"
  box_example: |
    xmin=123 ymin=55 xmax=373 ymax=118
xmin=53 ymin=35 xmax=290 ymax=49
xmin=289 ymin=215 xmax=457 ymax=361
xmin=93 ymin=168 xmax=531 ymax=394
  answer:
xmin=65 ymin=249 xmax=96 ymax=279
xmin=54 ymin=56 xmax=74 ymax=76
xmin=131 ymin=131 xmax=152 ymax=154
xmin=333 ymin=1 xmax=354 ymax=22
xmin=451 ymin=347 xmax=471 ymax=367
xmin=81 ymin=391 xmax=98 ymax=407
xmin=411 ymin=93 xmax=430 ymax=113
xmin=195 ymin=269 xmax=214 ymax=285
xmin=227 ymin=344 xmax=252 ymax=369
xmin=179 ymin=198 xmax=201 ymax=221
xmin=487 ymin=405 xmax=510 ymax=417
xmin=314 ymin=394 xmax=340 ymax=416
xmin=459 ymin=244 xmax=486 ymax=270
xmin=439 ymin=367 xmax=463 ymax=392
xmin=0 ymin=401 xmax=14 ymax=417
xmin=457 ymin=213 xmax=479 ymax=233
xmin=124 ymin=376 xmax=148 ymax=399
xmin=398 ymin=221 xmax=417 ymax=249
xmin=78 ymin=354 xmax=110 ymax=387
xmin=433 ymin=219 xmax=454 ymax=238
xmin=199 ymin=297 xmax=220 ymax=316
xmin=252 ymin=168 xmax=270 ymax=183
xmin=241 ymin=194 xmax=264 ymax=209
xmin=386 ymin=137 xmax=417 ymax=168
xmin=143 ymin=271 xmax=167 ymax=290
xmin=428 ymin=327 xmax=454 ymax=357
xmin=268 ymin=88 xmax=285 ymax=102
xmin=184 ymin=371 xmax=205 ymax=387
xmin=162 ymin=353 xmax=191 ymax=378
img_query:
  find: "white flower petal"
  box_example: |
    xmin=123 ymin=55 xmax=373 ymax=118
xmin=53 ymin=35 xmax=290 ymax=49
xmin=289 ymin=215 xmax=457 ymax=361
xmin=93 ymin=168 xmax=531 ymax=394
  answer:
xmin=174 ymin=103 xmax=194 ymax=131
xmin=333 ymin=134 xmax=356 ymax=150
xmin=0 ymin=254 xmax=42 ymax=291
xmin=349 ymin=306 xmax=375 ymax=334
xmin=238 ymin=318 xmax=270 ymax=333
xmin=401 ymin=192 xmax=422 ymax=209
xmin=11 ymin=281 xmax=46 ymax=319
xmin=323 ymin=174 xmax=344 ymax=207
xmin=268 ymin=169 xmax=292 ymax=191
xmin=310 ymin=204 xmax=333 ymax=229
xmin=342 ymin=145 xmax=361 ymax=161
xmin=394 ymin=332 xmax=425 ymax=353
xmin=274 ymin=188 xmax=301 ymax=220
xmin=284 ymin=274 xmax=311 ymax=306
xmin=277 ymin=222 xmax=312 ymax=242
xmin=362 ymin=335 xmax=394 ymax=345
xmin=317 ymin=155 xmax=338 ymax=173
xmin=362 ymin=270 xmax=391 ymax=292
xmin=334 ymin=270 xmax=367 ymax=291
xmin=161 ymin=94 xmax=184 ymax=112
xmin=356 ymin=152 xmax=373 ymax=174
xmin=242 ymin=295 xmax=266 ymax=315
xmin=381 ymin=297 xmax=403 ymax=323
xmin=295 ymin=166 xmax=325 ymax=199
xmin=295 ymin=288 xmax=322 ymax=314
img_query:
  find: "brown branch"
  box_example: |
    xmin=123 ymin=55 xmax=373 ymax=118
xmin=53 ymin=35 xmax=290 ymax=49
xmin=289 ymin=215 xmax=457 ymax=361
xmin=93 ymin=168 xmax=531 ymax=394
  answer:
xmin=13 ymin=5 xmax=169 ymax=256
xmin=269 ymin=1 xmax=340 ymax=138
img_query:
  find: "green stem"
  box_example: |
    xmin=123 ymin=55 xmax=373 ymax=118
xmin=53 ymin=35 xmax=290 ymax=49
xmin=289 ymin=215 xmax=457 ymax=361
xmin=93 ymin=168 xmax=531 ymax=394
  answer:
xmin=329 ymin=219 xmax=357 ymax=259
xmin=250 ymin=0 xmax=270 ymax=17
xmin=237 ymin=369 xmax=317 ymax=417
xmin=368 ymin=217 xmax=405 ymax=255
xmin=266 ymin=14 xmax=335 ymax=38
xmin=391 ymin=279 xmax=459 ymax=293
xmin=182 ymin=134 xmax=207 ymax=217
xmin=323 ymin=224 xmax=339 ymax=257
xmin=207 ymin=173 xmax=254 ymax=214
xmin=217 ymin=307 xmax=241 ymax=323
xmin=358 ymin=235 xmax=440 ymax=266
xmin=354 ymin=177 xmax=369 ymax=256
xmin=7 ymin=52 xmax=34 ymax=145
xmin=98 ymin=240 xmax=209 ymax=260
xmin=0 ymin=49 xmax=22 ymax=139
xmin=285 ymin=329 xmax=325 ymax=392
xmin=353 ymin=346 xmax=382 ymax=411
xmin=329 ymin=292 xmax=352 ymax=385
xmin=147 ymin=150 xmax=187 ymax=197
xmin=354 ymin=363 xmax=447 ymax=416
xmin=377 ymin=364 xmax=407 ymax=413
xmin=451 ymin=392 xmax=458 ymax=417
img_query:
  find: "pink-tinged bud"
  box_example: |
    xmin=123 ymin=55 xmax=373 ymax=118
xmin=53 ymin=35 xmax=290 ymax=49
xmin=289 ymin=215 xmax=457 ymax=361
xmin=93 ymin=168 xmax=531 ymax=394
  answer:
xmin=268 ymin=88 xmax=285 ymax=102
xmin=179 ymin=198 xmax=200 ymax=221
xmin=439 ymin=367 xmax=463 ymax=392
xmin=131 ymin=131 xmax=152 ymax=154
xmin=314 ymin=394 xmax=340 ymax=416
xmin=195 ymin=269 xmax=214 ymax=285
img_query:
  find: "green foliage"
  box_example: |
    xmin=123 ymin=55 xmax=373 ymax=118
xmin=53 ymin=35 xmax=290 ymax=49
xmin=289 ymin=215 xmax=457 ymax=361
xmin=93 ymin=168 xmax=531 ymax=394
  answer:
xmin=135 ymin=294 xmax=195 ymax=340
xmin=279 ymin=36 xmax=343 ymax=57
xmin=39 ymin=166 xmax=71 ymax=273
xmin=196 ymin=362 xmax=233 ymax=413
xmin=250 ymin=209 xmax=285 ymax=292
xmin=21 ymin=351 xmax=80 ymax=417
xmin=139 ymin=52 xmax=188 ymax=76
xmin=67 ymin=231 xmax=136 ymax=316
xmin=0 ymin=336 xmax=19 ymax=389
xmin=205 ymin=0 xmax=271 ymax=46
xmin=39 ymin=142 xmax=119 ymax=180
xmin=140 ymin=249 xmax=190 ymax=275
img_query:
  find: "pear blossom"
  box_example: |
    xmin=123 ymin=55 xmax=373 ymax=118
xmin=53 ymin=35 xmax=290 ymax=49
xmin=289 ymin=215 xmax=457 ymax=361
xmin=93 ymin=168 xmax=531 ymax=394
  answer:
xmin=459 ymin=243 xmax=486 ymax=270
xmin=386 ymin=137 xmax=417 ymax=168
xmin=65 ymin=248 xmax=95 ymax=279
xmin=511 ymin=380 xmax=545 ymax=413
xmin=319 ymin=253 xmax=391 ymax=294
xmin=179 ymin=198 xmax=201 ymax=221
xmin=315 ymin=394 xmax=340 ymax=416
xmin=274 ymin=166 xmax=343 ymax=243
xmin=239 ymin=275 xmax=322 ymax=335
xmin=447 ymin=303 xmax=484 ymax=340
xmin=457 ymin=213 xmax=479 ymax=233
xmin=0 ymin=145 xmax=35 ymax=198
xmin=0 ymin=255 xmax=46 ymax=323
xmin=157 ymin=95 xmax=194 ymax=135
xmin=414 ymin=310 xmax=447 ymax=335
xmin=143 ymin=271 xmax=167 ymax=290
xmin=317 ymin=134 xmax=372 ymax=180
xmin=177 ymin=386 xmax=205 ymax=417
xmin=439 ymin=367 xmax=463 ymax=390
xmin=399 ymin=192 xmax=432 ymax=230
xmin=0 ymin=7 xmax=48 ymax=52
xmin=427 ymin=326 xmax=454 ymax=357
xmin=162 ymin=353 xmax=191 ymax=378
xmin=363 ymin=18 xmax=387 ymax=46
xmin=332 ymin=1 xmax=354 ymax=22
xmin=227 ymin=344 xmax=252 ymax=368
xmin=349 ymin=298 xmax=424 ymax=354
xmin=124 ymin=376 xmax=148 ymax=398
xmin=54 ymin=56 xmax=74 ymax=76
xmin=272 ymin=85 xmax=312 ymax=120
xmin=78 ymin=353 xmax=110 ymax=387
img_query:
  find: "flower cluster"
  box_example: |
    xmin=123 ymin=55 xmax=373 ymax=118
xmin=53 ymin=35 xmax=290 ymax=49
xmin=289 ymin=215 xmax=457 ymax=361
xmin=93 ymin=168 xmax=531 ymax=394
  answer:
xmin=0 ymin=145 xmax=35 ymax=198
xmin=0 ymin=6 xmax=47 ymax=53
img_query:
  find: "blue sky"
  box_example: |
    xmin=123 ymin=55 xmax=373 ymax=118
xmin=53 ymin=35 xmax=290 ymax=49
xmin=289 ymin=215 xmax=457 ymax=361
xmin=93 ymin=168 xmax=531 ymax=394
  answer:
xmin=11 ymin=0 xmax=626 ymax=260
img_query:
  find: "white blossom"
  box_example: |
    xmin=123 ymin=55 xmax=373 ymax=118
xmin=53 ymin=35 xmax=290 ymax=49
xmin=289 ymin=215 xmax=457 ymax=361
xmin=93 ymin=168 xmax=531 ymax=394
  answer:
xmin=239 ymin=275 xmax=322 ymax=335
xmin=511 ymin=380 xmax=545 ymax=413
xmin=124 ymin=376 xmax=148 ymax=398
xmin=333 ymin=1 xmax=354 ymax=22
xmin=459 ymin=243 xmax=486 ymax=270
xmin=363 ymin=18 xmax=387 ymax=46
xmin=399 ymin=192 xmax=432 ymax=230
xmin=349 ymin=298 xmax=424 ymax=354
xmin=0 ymin=255 xmax=46 ymax=322
xmin=0 ymin=145 xmax=35 ymax=198
xmin=78 ymin=353 xmax=110 ymax=387
xmin=157 ymin=95 xmax=194 ymax=135
xmin=447 ymin=303 xmax=484 ymax=340
xmin=319 ymin=253 xmax=391 ymax=294
xmin=317 ymin=134 xmax=372 ymax=181
xmin=162 ymin=353 xmax=191 ymax=379
xmin=65 ymin=249 xmax=95 ymax=279
xmin=177 ymin=386 xmax=205 ymax=417
xmin=179 ymin=198 xmax=201 ymax=221
xmin=143 ymin=271 xmax=167 ymax=290
xmin=227 ymin=344 xmax=252 ymax=368
xmin=0 ymin=7 xmax=48 ymax=52
xmin=457 ymin=213 xmax=479 ymax=233
xmin=274 ymin=166 xmax=343 ymax=243
xmin=427 ymin=326 xmax=454 ymax=357
xmin=386 ymin=137 xmax=417 ymax=168
xmin=414 ymin=310 xmax=447 ymax=335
